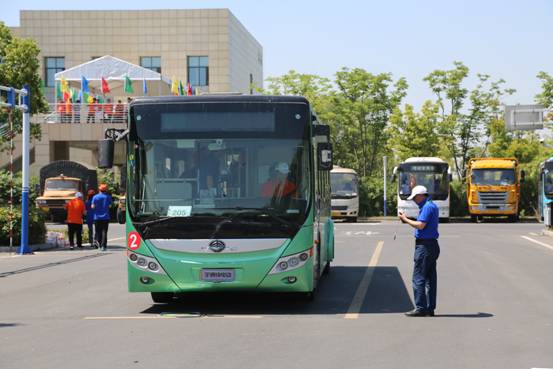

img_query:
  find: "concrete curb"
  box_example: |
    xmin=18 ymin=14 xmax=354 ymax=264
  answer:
xmin=541 ymin=229 xmax=553 ymax=238
xmin=0 ymin=243 xmax=60 ymax=253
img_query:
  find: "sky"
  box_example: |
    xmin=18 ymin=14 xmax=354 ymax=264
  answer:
xmin=2 ymin=0 xmax=552 ymax=109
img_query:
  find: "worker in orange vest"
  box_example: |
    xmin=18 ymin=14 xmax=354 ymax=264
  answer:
xmin=64 ymin=192 xmax=86 ymax=249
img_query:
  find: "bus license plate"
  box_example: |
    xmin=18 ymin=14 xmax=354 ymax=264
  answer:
xmin=201 ymin=269 xmax=235 ymax=282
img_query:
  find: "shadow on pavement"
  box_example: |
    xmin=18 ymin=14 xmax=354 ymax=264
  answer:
xmin=433 ymin=313 xmax=493 ymax=318
xmin=140 ymin=266 xmax=414 ymax=316
xmin=0 ymin=323 xmax=21 ymax=328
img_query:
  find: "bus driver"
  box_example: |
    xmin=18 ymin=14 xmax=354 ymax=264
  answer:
xmin=261 ymin=162 xmax=297 ymax=198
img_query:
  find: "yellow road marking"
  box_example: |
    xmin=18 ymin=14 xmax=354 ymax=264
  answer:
xmin=521 ymin=236 xmax=553 ymax=252
xmin=344 ymin=240 xmax=384 ymax=319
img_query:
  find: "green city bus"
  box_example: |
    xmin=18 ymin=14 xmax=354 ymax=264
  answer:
xmin=100 ymin=95 xmax=335 ymax=303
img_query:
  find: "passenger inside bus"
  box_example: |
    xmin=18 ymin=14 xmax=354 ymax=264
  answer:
xmin=261 ymin=162 xmax=297 ymax=198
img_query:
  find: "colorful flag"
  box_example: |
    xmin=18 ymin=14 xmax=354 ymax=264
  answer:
xmin=70 ymin=88 xmax=78 ymax=102
xmin=56 ymin=81 xmax=63 ymax=101
xmin=87 ymin=94 xmax=94 ymax=104
xmin=186 ymin=82 xmax=193 ymax=96
xmin=195 ymin=87 xmax=201 ymax=96
xmin=39 ymin=78 xmax=45 ymax=97
xmin=96 ymin=95 xmax=104 ymax=104
xmin=61 ymin=77 xmax=69 ymax=94
xmin=124 ymin=75 xmax=133 ymax=94
xmin=171 ymin=77 xmax=178 ymax=95
xmin=101 ymin=77 xmax=111 ymax=94
xmin=81 ymin=76 xmax=89 ymax=93
xmin=142 ymin=79 xmax=148 ymax=95
xmin=178 ymin=81 xmax=184 ymax=96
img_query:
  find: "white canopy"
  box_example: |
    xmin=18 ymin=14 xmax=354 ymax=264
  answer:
xmin=54 ymin=55 xmax=171 ymax=99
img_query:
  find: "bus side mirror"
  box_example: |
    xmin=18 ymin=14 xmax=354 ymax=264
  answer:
xmin=98 ymin=139 xmax=114 ymax=169
xmin=313 ymin=124 xmax=330 ymax=138
xmin=318 ymin=142 xmax=333 ymax=171
xmin=520 ymin=170 xmax=526 ymax=182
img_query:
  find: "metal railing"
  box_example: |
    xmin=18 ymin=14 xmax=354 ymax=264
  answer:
xmin=44 ymin=103 xmax=128 ymax=124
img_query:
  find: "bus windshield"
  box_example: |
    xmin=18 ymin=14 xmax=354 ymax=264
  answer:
xmin=127 ymin=101 xmax=311 ymax=237
xmin=331 ymin=173 xmax=358 ymax=198
xmin=399 ymin=163 xmax=449 ymax=201
xmin=543 ymin=168 xmax=553 ymax=199
xmin=471 ymin=169 xmax=515 ymax=186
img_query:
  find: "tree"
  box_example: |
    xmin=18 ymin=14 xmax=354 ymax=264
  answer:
xmin=0 ymin=22 xmax=48 ymax=149
xmin=536 ymin=71 xmax=553 ymax=121
xmin=387 ymin=101 xmax=441 ymax=161
xmin=265 ymin=70 xmax=333 ymax=122
xmin=424 ymin=62 xmax=514 ymax=181
xmin=331 ymin=68 xmax=407 ymax=177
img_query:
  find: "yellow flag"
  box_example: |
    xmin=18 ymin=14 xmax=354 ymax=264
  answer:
xmin=171 ymin=77 xmax=179 ymax=95
xmin=61 ymin=77 xmax=69 ymax=93
xmin=195 ymin=87 xmax=201 ymax=96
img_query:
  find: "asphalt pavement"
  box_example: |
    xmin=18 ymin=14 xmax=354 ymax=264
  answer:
xmin=1 ymin=221 xmax=553 ymax=369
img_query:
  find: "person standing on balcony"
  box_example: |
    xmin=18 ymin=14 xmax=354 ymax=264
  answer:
xmin=87 ymin=98 xmax=97 ymax=123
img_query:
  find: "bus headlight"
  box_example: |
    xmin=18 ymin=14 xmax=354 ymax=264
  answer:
xmin=270 ymin=250 xmax=311 ymax=274
xmin=128 ymin=252 xmax=166 ymax=275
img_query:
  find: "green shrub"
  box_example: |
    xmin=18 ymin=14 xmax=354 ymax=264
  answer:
xmin=450 ymin=180 xmax=468 ymax=216
xmin=0 ymin=170 xmax=40 ymax=205
xmin=0 ymin=207 xmax=46 ymax=246
xmin=359 ymin=176 xmax=397 ymax=216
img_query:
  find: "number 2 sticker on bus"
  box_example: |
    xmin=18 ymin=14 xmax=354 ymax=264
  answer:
xmin=128 ymin=231 xmax=141 ymax=250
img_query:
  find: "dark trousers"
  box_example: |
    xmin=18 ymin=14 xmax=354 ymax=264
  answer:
xmin=413 ymin=239 xmax=440 ymax=311
xmin=94 ymin=220 xmax=109 ymax=249
xmin=67 ymin=223 xmax=83 ymax=247
xmin=87 ymin=222 xmax=94 ymax=246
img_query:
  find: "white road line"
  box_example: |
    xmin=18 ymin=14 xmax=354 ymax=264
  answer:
xmin=108 ymin=237 xmax=125 ymax=242
xmin=521 ymin=236 xmax=553 ymax=252
xmin=344 ymin=240 xmax=384 ymax=319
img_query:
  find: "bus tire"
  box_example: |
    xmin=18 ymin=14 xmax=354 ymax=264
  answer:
xmin=508 ymin=214 xmax=518 ymax=222
xmin=439 ymin=217 xmax=450 ymax=223
xmin=151 ymin=292 xmax=174 ymax=304
xmin=298 ymin=291 xmax=315 ymax=302
xmin=470 ymin=215 xmax=477 ymax=223
xmin=348 ymin=217 xmax=358 ymax=223
xmin=322 ymin=261 xmax=331 ymax=275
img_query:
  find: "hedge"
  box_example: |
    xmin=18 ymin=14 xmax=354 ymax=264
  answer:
xmin=0 ymin=207 xmax=47 ymax=246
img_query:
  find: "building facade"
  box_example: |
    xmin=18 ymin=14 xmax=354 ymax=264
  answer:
xmin=11 ymin=9 xmax=263 ymax=102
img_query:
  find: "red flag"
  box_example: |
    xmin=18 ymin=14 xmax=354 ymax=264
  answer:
xmin=101 ymin=77 xmax=111 ymax=94
xmin=186 ymin=82 xmax=193 ymax=96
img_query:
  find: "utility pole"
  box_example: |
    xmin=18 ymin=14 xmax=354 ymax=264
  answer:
xmin=383 ymin=155 xmax=387 ymax=217
xmin=0 ymin=84 xmax=32 ymax=254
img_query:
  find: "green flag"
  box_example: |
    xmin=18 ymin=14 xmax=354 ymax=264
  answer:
xmin=124 ymin=75 xmax=134 ymax=94
xmin=39 ymin=78 xmax=46 ymax=97
xmin=56 ymin=81 xmax=63 ymax=101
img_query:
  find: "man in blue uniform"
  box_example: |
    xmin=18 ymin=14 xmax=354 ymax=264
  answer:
xmin=399 ymin=185 xmax=440 ymax=317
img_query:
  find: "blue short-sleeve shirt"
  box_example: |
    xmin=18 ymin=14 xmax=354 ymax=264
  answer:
xmin=92 ymin=192 xmax=112 ymax=221
xmin=415 ymin=197 xmax=439 ymax=240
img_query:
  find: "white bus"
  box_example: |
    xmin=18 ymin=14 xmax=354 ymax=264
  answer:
xmin=330 ymin=166 xmax=359 ymax=222
xmin=393 ymin=157 xmax=451 ymax=221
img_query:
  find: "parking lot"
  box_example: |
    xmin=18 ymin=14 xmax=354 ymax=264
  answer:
xmin=1 ymin=220 xmax=553 ymax=369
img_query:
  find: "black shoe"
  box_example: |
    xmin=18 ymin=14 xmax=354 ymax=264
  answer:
xmin=427 ymin=310 xmax=435 ymax=317
xmin=404 ymin=309 xmax=427 ymax=317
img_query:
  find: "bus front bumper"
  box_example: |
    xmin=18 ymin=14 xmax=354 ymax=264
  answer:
xmin=127 ymin=251 xmax=314 ymax=294
xmin=469 ymin=204 xmax=517 ymax=215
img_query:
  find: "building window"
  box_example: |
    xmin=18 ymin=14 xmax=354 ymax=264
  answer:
xmin=45 ymin=57 xmax=65 ymax=87
xmin=187 ymin=56 xmax=209 ymax=87
xmin=140 ymin=56 xmax=161 ymax=73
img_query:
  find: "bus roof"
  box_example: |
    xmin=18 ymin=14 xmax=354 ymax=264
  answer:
xmin=404 ymin=157 xmax=447 ymax=164
xmin=331 ymin=166 xmax=357 ymax=174
xmin=469 ymin=158 xmax=517 ymax=169
xmin=130 ymin=95 xmax=310 ymax=106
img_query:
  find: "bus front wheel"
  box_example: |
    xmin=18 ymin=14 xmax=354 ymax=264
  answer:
xmin=151 ymin=292 xmax=174 ymax=304
xmin=470 ymin=215 xmax=477 ymax=223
